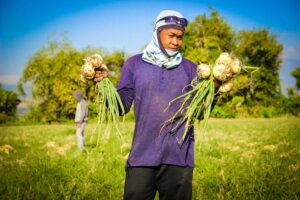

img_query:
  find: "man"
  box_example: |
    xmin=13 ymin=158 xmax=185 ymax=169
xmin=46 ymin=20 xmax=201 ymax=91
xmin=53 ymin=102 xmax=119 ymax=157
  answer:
xmin=94 ymin=10 xmax=218 ymax=200
xmin=74 ymin=91 xmax=88 ymax=149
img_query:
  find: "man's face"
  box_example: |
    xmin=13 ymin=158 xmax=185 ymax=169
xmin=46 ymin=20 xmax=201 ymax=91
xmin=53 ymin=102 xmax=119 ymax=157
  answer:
xmin=159 ymin=28 xmax=184 ymax=51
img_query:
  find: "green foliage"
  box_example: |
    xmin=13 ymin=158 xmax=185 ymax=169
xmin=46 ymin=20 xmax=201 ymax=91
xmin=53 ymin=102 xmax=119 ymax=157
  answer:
xmin=210 ymin=105 xmax=236 ymax=118
xmin=103 ymin=51 xmax=125 ymax=85
xmin=290 ymin=66 xmax=300 ymax=90
xmin=284 ymin=67 xmax=300 ymax=116
xmin=0 ymin=84 xmax=20 ymax=123
xmin=182 ymin=10 xmax=285 ymax=116
xmin=286 ymin=96 xmax=300 ymax=116
xmin=235 ymin=29 xmax=283 ymax=106
xmin=18 ymin=39 xmax=125 ymax=122
xmin=18 ymin=39 xmax=84 ymax=122
xmin=260 ymin=106 xmax=276 ymax=118
xmin=210 ymin=96 xmax=244 ymax=118
xmin=181 ymin=9 xmax=235 ymax=64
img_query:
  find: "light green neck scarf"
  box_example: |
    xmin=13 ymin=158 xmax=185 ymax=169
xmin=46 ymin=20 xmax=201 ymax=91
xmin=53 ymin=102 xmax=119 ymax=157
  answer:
xmin=142 ymin=30 xmax=182 ymax=69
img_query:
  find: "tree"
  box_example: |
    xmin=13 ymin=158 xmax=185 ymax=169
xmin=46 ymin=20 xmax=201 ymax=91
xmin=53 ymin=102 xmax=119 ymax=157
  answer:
xmin=285 ymin=67 xmax=300 ymax=116
xmin=103 ymin=50 xmax=126 ymax=85
xmin=0 ymin=84 xmax=20 ymax=123
xmin=18 ymin=39 xmax=85 ymax=122
xmin=18 ymin=38 xmax=125 ymax=122
xmin=290 ymin=67 xmax=300 ymax=92
xmin=181 ymin=9 xmax=235 ymax=64
xmin=182 ymin=10 xmax=283 ymax=117
xmin=235 ymin=29 xmax=283 ymax=106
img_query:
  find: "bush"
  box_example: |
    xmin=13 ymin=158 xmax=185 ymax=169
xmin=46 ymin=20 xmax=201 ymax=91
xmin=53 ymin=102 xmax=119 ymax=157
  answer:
xmin=260 ymin=107 xmax=276 ymax=118
xmin=0 ymin=84 xmax=20 ymax=123
xmin=0 ymin=113 xmax=16 ymax=123
xmin=211 ymin=105 xmax=237 ymax=118
xmin=286 ymin=96 xmax=300 ymax=117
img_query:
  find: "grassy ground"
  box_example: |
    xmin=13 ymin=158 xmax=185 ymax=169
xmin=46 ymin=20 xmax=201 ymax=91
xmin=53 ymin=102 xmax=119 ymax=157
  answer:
xmin=0 ymin=118 xmax=299 ymax=199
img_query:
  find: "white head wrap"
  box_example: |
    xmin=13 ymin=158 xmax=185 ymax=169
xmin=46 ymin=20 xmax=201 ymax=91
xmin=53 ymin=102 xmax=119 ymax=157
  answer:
xmin=142 ymin=10 xmax=186 ymax=69
xmin=155 ymin=10 xmax=184 ymax=30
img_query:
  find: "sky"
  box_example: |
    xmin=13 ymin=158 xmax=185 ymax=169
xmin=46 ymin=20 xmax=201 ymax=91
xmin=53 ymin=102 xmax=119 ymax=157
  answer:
xmin=0 ymin=0 xmax=300 ymax=96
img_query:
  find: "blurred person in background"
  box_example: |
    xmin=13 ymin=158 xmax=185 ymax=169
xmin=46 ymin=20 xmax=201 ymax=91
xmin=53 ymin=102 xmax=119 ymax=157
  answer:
xmin=74 ymin=90 xmax=88 ymax=149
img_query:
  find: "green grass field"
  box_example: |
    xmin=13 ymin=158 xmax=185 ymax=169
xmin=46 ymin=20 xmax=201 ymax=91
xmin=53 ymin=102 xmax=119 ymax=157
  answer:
xmin=1 ymin=118 xmax=299 ymax=200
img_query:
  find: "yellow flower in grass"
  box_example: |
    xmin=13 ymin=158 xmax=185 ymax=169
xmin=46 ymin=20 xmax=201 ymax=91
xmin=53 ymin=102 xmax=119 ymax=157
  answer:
xmin=0 ymin=144 xmax=15 ymax=154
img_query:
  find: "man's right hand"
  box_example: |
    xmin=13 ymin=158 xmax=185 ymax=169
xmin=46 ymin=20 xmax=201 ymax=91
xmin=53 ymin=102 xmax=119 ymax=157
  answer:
xmin=94 ymin=66 xmax=109 ymax=83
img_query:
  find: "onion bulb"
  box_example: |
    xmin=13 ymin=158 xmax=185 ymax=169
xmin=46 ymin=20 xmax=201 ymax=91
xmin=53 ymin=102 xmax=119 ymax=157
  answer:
xmin=197 ymin=64 xmax=211 ymax=79
xmin=219 ymin=82 xmax=233 ymax=93
xmin=84 ymin=54 xmax=103 ymax=68
xmin=230 ymin=57 xmax=242 ymax=74
xmin=213 ymin=64 xmax=227 ymax=81
xmin=216 ymin=52 xmax=232 ymax=66
xmin=81 ymin=63 xmax=95 ymax=79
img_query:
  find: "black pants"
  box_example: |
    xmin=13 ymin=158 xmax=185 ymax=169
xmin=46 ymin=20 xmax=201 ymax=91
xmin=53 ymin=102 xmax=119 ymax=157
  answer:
xmin=124 ymin=164 xmax=193 ymax=200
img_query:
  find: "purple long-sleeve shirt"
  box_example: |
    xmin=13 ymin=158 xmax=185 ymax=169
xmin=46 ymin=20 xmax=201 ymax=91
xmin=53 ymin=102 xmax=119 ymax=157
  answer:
xmin=117 ymin=53 xmax=197 ymax=167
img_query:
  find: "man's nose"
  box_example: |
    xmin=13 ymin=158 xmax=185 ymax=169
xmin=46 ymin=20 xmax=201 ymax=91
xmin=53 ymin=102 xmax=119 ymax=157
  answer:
xmin=171 ymin=38 xmax=179 ymax=46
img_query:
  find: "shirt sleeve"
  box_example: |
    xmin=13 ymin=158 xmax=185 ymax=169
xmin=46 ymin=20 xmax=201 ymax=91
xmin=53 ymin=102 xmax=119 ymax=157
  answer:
xmin=117 ymin=58 xmax=135 ymax=115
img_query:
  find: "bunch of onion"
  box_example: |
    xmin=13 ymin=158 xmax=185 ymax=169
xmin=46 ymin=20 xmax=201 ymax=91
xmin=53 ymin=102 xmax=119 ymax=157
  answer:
xmin=80 ymin=54 xmax=125 ymax=144
xmin=162 ymin=52 xmax=247 ymax=144
xmin=80 ymin=54 xmax=103 ymax=83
